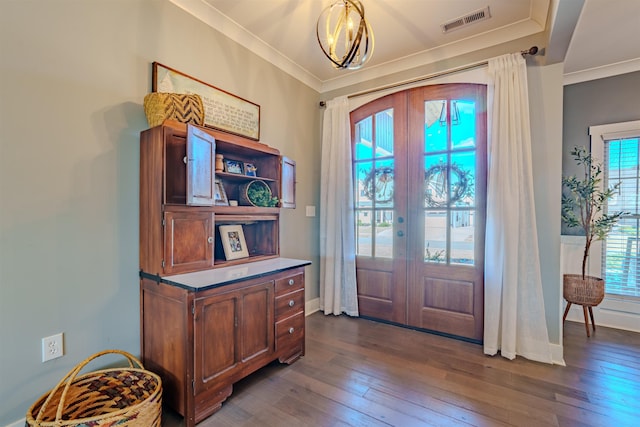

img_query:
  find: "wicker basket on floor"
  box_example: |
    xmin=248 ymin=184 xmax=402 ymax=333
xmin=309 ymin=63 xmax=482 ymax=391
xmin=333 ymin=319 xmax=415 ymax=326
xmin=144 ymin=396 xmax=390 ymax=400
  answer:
xmin=25 ymin=349 xmax=162 ymax=427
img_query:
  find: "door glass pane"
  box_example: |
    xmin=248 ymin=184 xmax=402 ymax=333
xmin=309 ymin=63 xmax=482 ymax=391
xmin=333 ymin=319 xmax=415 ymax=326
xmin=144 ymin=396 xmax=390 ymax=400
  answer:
xmin=374 ymin=210 xmax=394 ymax=258
xmin=355 ymin=161 xmax=373 ymax=208
xmin=450 ymin=151 xmax=475 ymax=208
xmin=375 ymin=109 xmax=394 ymax=157
xmin=371 ymin=159 xmax=394 ymax=208
xmin=451 ymin=210 xmax=475 ymax=265
xmin=424 ymin=154 xmax=448 ymax=208
xmin=451 ymin=100 xmax=477 ymax=150
xmin=356 ymin=210 xmax=372 ymax=257
xmin=424 ymin=100 xmax=447 ymax=153
xmin=354 ymin=109 xmax=396 ymax=260
xmin=355 ymin=116 xmax=373 ymax=160
xmin=424 ymin=211 xmax=447 ymax=263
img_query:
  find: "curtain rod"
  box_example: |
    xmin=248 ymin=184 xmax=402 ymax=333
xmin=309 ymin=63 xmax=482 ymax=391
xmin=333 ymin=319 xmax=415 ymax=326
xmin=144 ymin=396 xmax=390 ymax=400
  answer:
xmin=319 ymin=46 xmax=539 ymax=107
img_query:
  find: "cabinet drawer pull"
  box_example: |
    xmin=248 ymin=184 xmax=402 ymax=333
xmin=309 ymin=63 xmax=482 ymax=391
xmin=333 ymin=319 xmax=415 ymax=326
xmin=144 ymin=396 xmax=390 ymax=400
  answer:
xmin=288 ymin=300 xmax=295 ymax=307
xmin=288 ymin=279 xmax=295 ymax=286
xmin=207 ymin=236 xmax=214 ymax=244
xmin=288 ymin=327 xmax=295 ymax=334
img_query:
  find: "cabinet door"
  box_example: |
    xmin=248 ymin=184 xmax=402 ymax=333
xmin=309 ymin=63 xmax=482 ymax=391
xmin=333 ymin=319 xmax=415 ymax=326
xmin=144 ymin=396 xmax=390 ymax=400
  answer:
xmin=280 ymin=156 xmax=296 ymax=209
xmin=194 ymin=291 xmax=238 ymax=395
xmin=239 ymin=281 xmax=274 ymax=362
xmin=186 ymin=125 xmax=216 ymax=206
xmin=164 ymin=210 xmax=214 ymax=275
xmin=193 ymin=280 xmax=274 ymax=395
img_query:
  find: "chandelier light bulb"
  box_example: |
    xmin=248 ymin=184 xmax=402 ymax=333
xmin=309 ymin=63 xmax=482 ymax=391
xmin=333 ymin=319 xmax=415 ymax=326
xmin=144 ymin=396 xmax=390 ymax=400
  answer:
xmin=317 ymin=0 xmax=374 ymax=70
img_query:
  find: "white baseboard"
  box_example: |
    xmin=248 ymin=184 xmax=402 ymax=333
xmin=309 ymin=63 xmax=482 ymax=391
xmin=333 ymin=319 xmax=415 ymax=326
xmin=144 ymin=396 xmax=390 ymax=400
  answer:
xmin=564 ymin=297 xmax=640 ymax=333
xmin=305 ymin=297 xmax=320 ymax=315
xmin=550 ymin=343 xmax=566 ymax=366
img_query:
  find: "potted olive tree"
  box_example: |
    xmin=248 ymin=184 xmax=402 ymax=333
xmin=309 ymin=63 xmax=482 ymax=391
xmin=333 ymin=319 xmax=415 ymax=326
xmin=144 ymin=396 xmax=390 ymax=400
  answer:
xmin=561 ymin=145 xmax=624 ymax=334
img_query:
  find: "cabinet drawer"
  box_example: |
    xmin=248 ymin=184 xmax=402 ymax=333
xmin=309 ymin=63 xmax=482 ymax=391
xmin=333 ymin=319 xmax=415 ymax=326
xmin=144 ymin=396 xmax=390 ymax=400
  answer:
xmin=275 ymin=273 xmax=304 ymax=295
xmin=275 ymin=311 xmax=304 ymax=352
xmin=275 ymin=289 xmax=304 ymax=320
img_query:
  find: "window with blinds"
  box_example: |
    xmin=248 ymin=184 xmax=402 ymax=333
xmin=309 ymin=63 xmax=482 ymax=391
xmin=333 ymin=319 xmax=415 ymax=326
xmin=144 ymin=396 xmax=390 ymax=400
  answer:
xmin=603 ymin=136 xmax=640 ymax=298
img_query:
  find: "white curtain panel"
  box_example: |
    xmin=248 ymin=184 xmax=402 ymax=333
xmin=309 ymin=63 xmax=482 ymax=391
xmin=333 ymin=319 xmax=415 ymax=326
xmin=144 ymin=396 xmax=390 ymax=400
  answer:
xmin=319 ymin=96 xmax=359 ymax=316
xmin=484 ymin=53 xmax=552 ymax=363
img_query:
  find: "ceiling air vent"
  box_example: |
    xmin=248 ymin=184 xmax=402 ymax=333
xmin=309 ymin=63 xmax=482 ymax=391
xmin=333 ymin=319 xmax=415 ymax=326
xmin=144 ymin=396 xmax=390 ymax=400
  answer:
xmin=441 ymin=6 xmax=491 ymax=33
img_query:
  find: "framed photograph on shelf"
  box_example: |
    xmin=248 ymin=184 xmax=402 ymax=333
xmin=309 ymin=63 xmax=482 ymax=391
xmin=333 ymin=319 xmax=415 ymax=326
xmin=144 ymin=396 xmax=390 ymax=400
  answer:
xmin=224 ymin=159 xmax=244 ymax=174
xmin=244 ymin=163 xmax=257 ymax=177
xmin=219 ymin=224 xmax=249 ymax=260
xmin=214 ymin=179 xmax=229 ymax=206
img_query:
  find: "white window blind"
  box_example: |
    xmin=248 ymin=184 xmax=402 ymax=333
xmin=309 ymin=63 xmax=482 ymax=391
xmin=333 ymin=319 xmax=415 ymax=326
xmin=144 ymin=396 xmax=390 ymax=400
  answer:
xmin=603 ymin=136 xmax=640 ymax=298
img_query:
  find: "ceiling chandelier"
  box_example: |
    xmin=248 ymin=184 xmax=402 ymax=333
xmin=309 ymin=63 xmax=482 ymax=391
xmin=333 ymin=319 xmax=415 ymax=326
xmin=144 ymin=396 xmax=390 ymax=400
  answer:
xmin=316 ymin=0 xmax=374 ymax=70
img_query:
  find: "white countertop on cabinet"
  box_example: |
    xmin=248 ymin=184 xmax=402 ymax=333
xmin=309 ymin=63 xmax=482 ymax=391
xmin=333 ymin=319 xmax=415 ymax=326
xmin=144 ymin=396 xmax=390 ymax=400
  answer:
xmin=144 ymin=257 xmax=311 ymax=291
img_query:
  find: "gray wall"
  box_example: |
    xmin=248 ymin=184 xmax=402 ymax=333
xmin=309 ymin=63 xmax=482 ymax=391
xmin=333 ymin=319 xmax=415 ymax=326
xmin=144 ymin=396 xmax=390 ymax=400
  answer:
xmin=0 ymin=1 xmax=320 ymax=424
xmin=562 ymin=71 xmax=640 ymax=235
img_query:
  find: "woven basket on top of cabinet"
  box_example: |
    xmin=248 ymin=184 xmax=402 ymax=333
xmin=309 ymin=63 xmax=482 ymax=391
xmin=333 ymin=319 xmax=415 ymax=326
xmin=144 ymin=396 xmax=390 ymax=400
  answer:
xmin=143 ymin=92 xmax=204 ymax=128
xmin=25 ymin=350 xmax=162 ymax=427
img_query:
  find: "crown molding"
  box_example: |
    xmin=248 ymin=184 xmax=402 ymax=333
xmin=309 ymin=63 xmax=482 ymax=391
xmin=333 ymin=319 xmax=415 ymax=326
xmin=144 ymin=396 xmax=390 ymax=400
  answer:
xmin=563 ymin=58 xmax=640 ymax=85
xmin=172 ymin=0 xmax=583 ymax=94
xmin=169 ymin=0 xmax=324 ymax=92
xmin=320 ymin=19 xmax=543 ymax=93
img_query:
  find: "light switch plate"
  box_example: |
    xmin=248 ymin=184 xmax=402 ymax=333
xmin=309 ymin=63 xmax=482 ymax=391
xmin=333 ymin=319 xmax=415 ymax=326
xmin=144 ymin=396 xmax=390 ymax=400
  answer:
xmin=305 ymin=206 xmax=316 ymax=217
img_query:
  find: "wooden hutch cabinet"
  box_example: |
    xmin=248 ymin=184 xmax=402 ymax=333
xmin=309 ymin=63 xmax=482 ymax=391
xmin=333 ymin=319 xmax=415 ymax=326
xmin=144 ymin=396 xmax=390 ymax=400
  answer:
xmin=139 ymin=120 xmax=309 ymax=426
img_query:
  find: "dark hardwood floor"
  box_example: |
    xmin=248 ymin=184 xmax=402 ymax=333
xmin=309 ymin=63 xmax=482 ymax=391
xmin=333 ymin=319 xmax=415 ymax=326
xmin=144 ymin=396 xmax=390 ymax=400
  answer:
xmin=163 ymin=312 xmax=640 ymax=426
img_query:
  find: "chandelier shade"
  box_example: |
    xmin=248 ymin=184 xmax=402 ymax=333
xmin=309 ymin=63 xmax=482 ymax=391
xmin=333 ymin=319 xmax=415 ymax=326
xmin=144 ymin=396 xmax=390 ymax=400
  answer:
xmin=316 ymin=0 xmax=374 ymax=70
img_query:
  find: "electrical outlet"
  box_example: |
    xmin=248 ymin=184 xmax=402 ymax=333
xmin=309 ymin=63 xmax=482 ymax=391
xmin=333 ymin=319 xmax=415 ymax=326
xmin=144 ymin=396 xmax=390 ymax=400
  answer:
xmin=42 ymin=333 xmax=64 ymax=362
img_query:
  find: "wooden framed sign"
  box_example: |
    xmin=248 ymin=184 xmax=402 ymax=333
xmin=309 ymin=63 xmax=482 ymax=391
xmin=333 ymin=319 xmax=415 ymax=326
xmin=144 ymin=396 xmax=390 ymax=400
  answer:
xmin=152 ymin=62 xmax=260 ymax=140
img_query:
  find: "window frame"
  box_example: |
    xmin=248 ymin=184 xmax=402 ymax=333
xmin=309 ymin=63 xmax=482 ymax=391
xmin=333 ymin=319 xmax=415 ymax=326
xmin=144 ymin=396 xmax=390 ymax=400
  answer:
xmin=589 ymin=120 xmax=640 ymax=302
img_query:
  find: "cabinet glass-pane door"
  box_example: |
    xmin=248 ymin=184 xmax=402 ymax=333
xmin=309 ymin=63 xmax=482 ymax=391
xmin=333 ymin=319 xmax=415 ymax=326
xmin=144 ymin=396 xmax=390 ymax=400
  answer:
xmin=187 ymin=125 xmax=216 ymax=206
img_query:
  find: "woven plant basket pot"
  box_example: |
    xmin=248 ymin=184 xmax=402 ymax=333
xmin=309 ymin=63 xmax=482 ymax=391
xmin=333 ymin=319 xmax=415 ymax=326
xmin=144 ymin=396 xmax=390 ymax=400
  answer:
xmin=26 ymin=350 xmax=162 ymax=427
xmin=563 ymin=274 xmax=605 ymax=306
xmin=143 ymin=92 xmax=204 ymax=127
xmin=239 ymin=180 xmax=274 ymax=207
